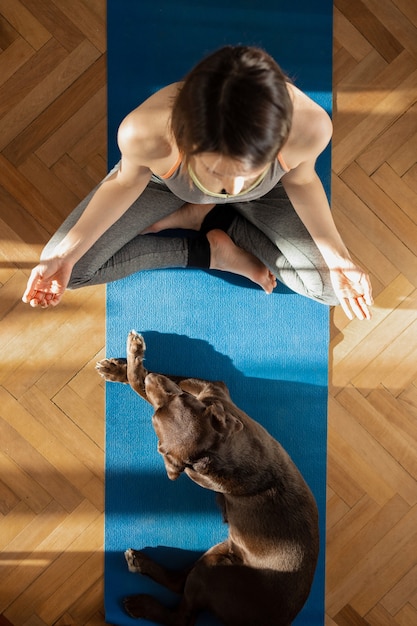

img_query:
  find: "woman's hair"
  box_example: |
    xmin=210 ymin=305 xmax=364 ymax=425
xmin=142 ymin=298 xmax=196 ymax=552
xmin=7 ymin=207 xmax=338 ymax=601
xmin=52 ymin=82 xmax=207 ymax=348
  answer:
xmin=170 ymin=45 xmax=293 ymax=169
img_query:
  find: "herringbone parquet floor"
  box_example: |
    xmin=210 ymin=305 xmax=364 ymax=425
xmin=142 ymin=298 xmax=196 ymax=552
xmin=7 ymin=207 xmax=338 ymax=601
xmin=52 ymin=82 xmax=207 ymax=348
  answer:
xmin=0 ymin=1 xmax=416 ymax=625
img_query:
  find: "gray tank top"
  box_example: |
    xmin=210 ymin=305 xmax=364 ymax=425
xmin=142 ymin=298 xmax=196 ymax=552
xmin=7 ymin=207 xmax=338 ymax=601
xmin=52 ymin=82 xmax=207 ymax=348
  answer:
xmin=151 ymin=155 xmax=289 ymax=204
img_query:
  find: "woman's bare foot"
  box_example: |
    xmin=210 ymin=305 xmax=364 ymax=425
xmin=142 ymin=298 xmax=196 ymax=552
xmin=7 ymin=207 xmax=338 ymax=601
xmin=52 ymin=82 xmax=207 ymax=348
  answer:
xmin=207 ymin=229 xmax=277 ymax=294
xmin=141 ymin=202 xmax=216 ymax=234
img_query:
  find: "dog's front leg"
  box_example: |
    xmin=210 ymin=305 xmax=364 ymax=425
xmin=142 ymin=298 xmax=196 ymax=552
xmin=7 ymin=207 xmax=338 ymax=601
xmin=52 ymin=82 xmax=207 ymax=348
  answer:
xmin=95 ymin=358 xmax=127 ymax=383
xmin=126 ymin=330 xmax=149 ymax=400
xmin=125 ymin=332 xmax=193 ymax=402
xmin=95 ymin=331 xmax=148 ymax=398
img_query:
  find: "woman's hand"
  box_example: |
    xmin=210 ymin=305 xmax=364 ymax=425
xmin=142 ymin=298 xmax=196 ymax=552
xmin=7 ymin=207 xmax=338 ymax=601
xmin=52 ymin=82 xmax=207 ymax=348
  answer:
xmin=329 ymin=262 xmax=373 ymax=320
xmin=22 ymin=258 xmax=74 ymax=308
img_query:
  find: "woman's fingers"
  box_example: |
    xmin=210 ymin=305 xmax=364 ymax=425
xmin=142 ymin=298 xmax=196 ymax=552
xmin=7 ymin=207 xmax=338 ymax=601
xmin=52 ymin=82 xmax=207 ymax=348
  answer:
xmin=339 ymin=294 xmax=372 ymax=321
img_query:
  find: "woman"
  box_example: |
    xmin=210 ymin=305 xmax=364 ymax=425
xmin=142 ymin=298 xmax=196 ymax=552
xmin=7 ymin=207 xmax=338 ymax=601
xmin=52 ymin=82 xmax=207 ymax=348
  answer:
xmin=22 ymin=45 xmax=372 ymax=320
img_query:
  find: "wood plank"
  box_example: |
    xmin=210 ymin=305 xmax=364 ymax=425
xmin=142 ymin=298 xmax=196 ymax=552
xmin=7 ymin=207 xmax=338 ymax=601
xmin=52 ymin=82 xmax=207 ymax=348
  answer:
xmin=372 ymin=161 xmax=417 ymax=223
xmin=334 ymin=0 xmax=404 ymax=62
xmin=327 ymin=507 xmax=417 ymax=615
xmin=35 ymin=86 xmax=106 ymax=168
xmin=0 ymin=39 xmax=66 ymax=120
xmin=365 ymin=0 xmax=417 ymax=59
xmin=333 ymin=7 xmax=373 ymax=61
xmin=351 ymin=317 xmax=417 ymax=395
xmin=0 ymin=453 xmax=51 ymax=516
xmin=0 ymin=40 xmax=101 ymax=151
xmin=0 ymin=0 xmax=51 ymax=50
xmin=0 ymin=38 xmax=34 ymax=86
xmin=394 ymin=604 xmax=417 ymax=626
xmin=3 ymin=502 xmax=102 ymax=623
xmin=4 ymin=55 xmax=107 ymax=167
xmin=20 ymin=0 xmax=86 ymax=52
xmin=342 ymin=162 xmax=417 ymax=250
xmin=356 ymin=102 xmax=417 ymax=175
xmin=332 ymin=307 xmax=417 ymax=390
xmin=333 ymin=63 xmax=417 ymax=172
xmin=18 ymin=154 xmax=81 ymax=219
xmin=330 ymin=393 xmax=417 ymax=506
xmin=51 ymin=154 xmax=100 ymax=199
xmin=52 ymin=0 xmax=107 ymax=53
xmin=337 ymin=387 xmax=417 ymax=492
xmin=350 ymin=507 xmax=417 ymax=615
xmin=387 ymin=130 xmax=417 ymax=177
xmin=381 ymin=563 xmax=417 ymax=616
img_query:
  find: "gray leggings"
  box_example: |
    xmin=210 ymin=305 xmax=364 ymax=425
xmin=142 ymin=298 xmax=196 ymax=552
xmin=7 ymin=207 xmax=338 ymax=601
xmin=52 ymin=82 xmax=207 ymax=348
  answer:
xmin=43 ymin=168 xmax=338 ymax=305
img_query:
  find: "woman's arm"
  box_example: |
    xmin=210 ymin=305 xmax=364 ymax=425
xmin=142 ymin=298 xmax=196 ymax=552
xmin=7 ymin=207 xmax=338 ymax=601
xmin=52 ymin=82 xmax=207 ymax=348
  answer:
xmin=22 ymin=108 xmax=162 ymax=308
xmin=22 ymin=160 xmax=152 ymax=308
xmin=281 ymin=119 xmax=373 ymax=320
xmin=52 ymin=166 xmax=152 ymax=264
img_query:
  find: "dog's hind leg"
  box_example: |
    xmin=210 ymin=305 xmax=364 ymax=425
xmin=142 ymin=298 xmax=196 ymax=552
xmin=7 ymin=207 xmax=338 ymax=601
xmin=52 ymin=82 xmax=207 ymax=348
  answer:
xmin=125 ymin=548 xmax=188 ymax=594
xmin=185 ymin=551 xmax=296 ymax=626
xmin=124 ymin=593 xmax=196 ymax=626
xmin=124 ymin=549 xmax=196 ymax=625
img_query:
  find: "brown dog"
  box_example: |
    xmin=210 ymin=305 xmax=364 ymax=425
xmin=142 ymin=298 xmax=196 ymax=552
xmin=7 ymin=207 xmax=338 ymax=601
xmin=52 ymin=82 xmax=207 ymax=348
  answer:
xmin=96 ymin=330 xmax=319 ymax=626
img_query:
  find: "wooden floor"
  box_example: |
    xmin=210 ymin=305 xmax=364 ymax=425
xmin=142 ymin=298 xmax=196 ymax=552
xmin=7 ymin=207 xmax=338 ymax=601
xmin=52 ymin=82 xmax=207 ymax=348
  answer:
xmin=0 ymin=1 xmax=416 ymax=624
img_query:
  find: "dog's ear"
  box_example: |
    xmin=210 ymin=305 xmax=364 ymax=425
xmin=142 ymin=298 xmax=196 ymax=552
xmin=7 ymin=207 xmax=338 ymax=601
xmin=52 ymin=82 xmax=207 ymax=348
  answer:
xmin=205 ymin=402 xmax=243 ymax=434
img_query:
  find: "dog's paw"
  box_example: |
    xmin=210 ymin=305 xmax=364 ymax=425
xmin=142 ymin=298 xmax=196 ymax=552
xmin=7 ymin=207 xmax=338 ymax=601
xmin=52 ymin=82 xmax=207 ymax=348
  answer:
xmin=127 ymin=330 xmax=146 ymax=358
xmin=125 ymin=548 xmax=146 ymax=573
xmin=123 ymin=594 xmax=148 ymax=618
xmin=95 ymin=358 xmax=128 ymax=383
xmin=124 ymin=593 xmax=164 ymax=619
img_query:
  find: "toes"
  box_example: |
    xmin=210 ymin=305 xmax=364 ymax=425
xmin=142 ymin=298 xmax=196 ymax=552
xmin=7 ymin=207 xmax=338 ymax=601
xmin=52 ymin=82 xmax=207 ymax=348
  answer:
xmin=95 ymin=359 xmax=112 ymax=377
xmin=125 ymin=548 xmax=143 ymax=573
xmin=95 ymin=358 xmax=128 ymax=382
xmin=128 ymin=330 xmax=146 ymax=354
xmin=123 ymin=596 xmax=141 ymax=618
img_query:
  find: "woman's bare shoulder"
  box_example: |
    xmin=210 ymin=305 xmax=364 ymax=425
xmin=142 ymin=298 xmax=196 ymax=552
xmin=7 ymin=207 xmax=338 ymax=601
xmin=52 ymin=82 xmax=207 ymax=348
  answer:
xmin=117 ymin=83 xmax=182 ymax=169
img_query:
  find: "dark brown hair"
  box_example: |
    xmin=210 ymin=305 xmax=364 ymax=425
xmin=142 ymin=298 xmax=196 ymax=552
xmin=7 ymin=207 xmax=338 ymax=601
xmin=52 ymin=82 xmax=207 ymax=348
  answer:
xmin=170 ymin=45 xmax=293 ymax=168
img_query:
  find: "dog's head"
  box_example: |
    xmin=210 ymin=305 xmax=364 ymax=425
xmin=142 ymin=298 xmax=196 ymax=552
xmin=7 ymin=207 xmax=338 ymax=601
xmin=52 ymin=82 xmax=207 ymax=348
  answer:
xmin=144 ymin=373 xmax=242 ymax=490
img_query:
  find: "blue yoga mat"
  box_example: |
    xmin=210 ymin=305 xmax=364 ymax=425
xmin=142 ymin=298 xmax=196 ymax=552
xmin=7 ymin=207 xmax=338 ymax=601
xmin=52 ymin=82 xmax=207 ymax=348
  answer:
xmin=105 ymin=1 xmax=332 ymax=624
